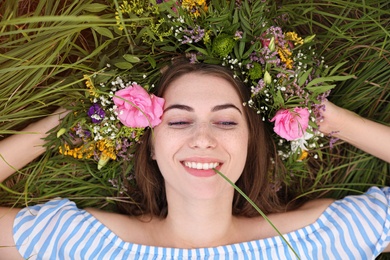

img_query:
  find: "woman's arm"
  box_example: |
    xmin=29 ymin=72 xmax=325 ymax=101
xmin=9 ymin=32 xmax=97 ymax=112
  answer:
xmin=0 ymin=108 xmax=68 ymax=183
xmin=0 ymin=109 xmax=67 ymax=258
xmin=318 ymin=101 xmax=390 ymax=163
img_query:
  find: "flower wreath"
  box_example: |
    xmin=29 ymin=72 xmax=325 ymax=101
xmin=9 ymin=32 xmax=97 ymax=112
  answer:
xmin=57 ymin=0 xmax=353 ymax=190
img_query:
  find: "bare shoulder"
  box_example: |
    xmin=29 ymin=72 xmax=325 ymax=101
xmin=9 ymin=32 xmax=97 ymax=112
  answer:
xmin=285 ymin=198 xmax=334 ymax=227
xmin=246 ymin=198 xmax=335 ymax=239
xmin=298 ymin=197 xmax=335 ymax=212
xmin=85 ymin=207 xmax=156 ymax=244
xmin=279 ymin=197 xmax=335 ymax=228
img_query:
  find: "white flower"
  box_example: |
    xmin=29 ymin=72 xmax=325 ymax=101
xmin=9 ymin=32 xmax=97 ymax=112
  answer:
xmin=290 ymin=131 xmax=313 ymax=153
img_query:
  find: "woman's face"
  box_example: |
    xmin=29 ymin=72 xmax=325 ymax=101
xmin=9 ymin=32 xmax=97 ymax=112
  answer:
xmin=152 ymin=73 xmax=249 ymax=200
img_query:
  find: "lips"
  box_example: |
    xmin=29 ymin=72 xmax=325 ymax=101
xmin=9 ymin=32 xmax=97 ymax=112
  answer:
xmin=181 ymin=159 xmax=222 ymax=177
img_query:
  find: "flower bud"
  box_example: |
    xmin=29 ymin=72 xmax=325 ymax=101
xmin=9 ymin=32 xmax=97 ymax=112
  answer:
xmin=56 ymin=128 xmax=67 ymax=138
xmin=304 ymin=34 xmax=316 ymax=44
xmin=269 ymin=37 xmax=275 ymax=51
xmin=264 ymin=71 xmax=272 ymax=84
xmin=98 ymin=154 xmax=110 ymax=170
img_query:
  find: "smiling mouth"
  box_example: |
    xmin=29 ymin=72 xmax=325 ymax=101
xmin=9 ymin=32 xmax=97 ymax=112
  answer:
xmin=183 ymin=161 xmax=220 ymax=170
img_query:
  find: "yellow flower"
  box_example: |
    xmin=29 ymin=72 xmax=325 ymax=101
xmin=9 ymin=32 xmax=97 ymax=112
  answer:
xmin=95 ymin=139 xmax=117 ymax=169
xmin=297 ymin=150 xmax=309 ymax=161
xmin=181 ymin=0 xmax=208 ymax=17
xmin=285 ymin=32 xmax=304 ymax=45
xmin=284 ymin=59 xmax=293 ymax=69
xmin=59 ymin=143 xmax=94 ymax=159
xmin=115 ymin=12 xmax=124 ymax=31
xmin=97 ymin=140 xmax=117 ymax=160
xmin=83 ymin=74 xmax=99 ymax=98
xmin=278 ymin=47 xmax=293 ymax=69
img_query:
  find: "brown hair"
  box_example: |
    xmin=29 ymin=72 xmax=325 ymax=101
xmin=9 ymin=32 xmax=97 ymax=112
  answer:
xmin=118 ymin=59 xmax=296 ymax=218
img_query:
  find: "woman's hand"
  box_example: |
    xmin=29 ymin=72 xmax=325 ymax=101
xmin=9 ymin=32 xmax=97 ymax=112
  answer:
xmin=316 ymin=100 xmax=350 ymax=135
xmin=318 ymin=100 xmax=390 ymax=163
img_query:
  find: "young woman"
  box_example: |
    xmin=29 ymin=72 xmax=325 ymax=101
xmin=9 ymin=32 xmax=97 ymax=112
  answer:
xmin=1 ymin=62 xmax=389 ymax=259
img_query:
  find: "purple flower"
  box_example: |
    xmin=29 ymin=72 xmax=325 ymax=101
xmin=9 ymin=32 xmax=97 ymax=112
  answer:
xmin=329 ymin=136 xmax=340 ymax=149
xmin=73 ymin=123 xmax=91 ymax=139
xmin=251 ymin=79 xmax=265 ymax=95
xmin=234 ymin=31 xmax=243 ymax=39
xmin=188 ymin=52 xmax=198 ymax=64
xmin=87 ymin=103 xmax=105 ymax=123
xmin=181 ymin=26 xmax=205 ymax=44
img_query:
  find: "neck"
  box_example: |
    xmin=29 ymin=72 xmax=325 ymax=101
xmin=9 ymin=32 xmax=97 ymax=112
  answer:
xmin=158 ymin=191 xmax=241 ymax=248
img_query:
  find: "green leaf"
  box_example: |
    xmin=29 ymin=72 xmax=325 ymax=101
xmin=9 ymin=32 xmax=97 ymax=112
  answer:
xmin=298 ymin=68 xmax=313 ymax=86
xmin=147 ymin=56 xmax=156 ymax=69
xmin=188 ymin=45 xmax=209 ymax=56
xmin=239 ymin=14 xmax=251 ymax=33
xmin=114 ymin=62 xmax=133 ymax=69
xmin=84 ymin=3 xmax=108 ymax=13
xmin=207 ymin=13 xmax=230 ymax=23
xmin=238 ymin=32 xmax=246 ymax=59
xmin=273 ymin=90 xmax=285 ymax=108
xmin=306 ymin=84 xmax=336 ymax=93
xmin=92 ymin=27 xmax=113 ymax=39
xmin=302 ymin=7 xmax=316 ymax=15
xmin=328 ymin=61 xmax=349 ymax=76
xmin=306 ymin=75 xmax=355 ymax=89
xmin=233 ymin=8 xmax=239 ymax=24
xmin=123 ymin=54 xmax=141 ymax=63
xmin=160 ymin=46 xmax=177 ymax=52
xmin=242 ymin=43 xmax=257 ymax=59
xmin=244 ymin=0 xmax=251 ymax=16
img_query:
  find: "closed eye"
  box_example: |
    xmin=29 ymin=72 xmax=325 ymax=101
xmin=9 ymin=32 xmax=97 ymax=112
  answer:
xmin=168 ymin=121 xmax=191 ymax=127
xmin=214 ymin=121 xmax=238 ymax=128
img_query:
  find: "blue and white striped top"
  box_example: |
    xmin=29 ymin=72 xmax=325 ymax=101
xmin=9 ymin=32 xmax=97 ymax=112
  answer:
xmin=13 ymin=187 xmax=390 ymax=259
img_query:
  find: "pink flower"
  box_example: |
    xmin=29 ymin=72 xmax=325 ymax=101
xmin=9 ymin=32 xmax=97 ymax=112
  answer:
xmin=113 ymin=84 xmax=165 ymax=128
xmin=270 ymin=107 xmax=310 ymax=141
xmin=261 ymin=38 xmax=271 ymax=48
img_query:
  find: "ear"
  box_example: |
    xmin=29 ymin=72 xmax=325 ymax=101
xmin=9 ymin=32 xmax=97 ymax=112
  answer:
xmin=150 ymin=147 xmax=156 ymax=160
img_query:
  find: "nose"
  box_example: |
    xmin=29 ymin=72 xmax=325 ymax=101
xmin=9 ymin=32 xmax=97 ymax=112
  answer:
xmin=189 ymin=123 xmax=217 ymax=149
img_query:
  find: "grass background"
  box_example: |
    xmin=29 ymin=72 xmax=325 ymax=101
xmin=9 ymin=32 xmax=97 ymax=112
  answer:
xmin=1 ymin=0 xmax=389 ymax=258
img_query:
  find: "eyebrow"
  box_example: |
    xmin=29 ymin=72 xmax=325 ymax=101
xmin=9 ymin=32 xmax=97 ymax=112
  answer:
xmin=164 ymin=103 xmax=242 ymax=114
xmin=212 ymin=104 xmax=242 ymax=114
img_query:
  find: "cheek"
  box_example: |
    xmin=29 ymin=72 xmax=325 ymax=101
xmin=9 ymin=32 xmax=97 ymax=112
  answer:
xmin=234 ymin=141 xmax=248 ymax=167
xmin=236 ymin=130 xmax=249 ymax=164
xmin=152 ymin=127 xmax=182 ymax=161
xmin=220 ymin=129 xmax=249 ymax=161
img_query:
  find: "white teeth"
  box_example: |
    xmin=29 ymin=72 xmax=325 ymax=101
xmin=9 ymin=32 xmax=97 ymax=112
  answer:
xmin=184 ymin=161 xmax=219 ymax=170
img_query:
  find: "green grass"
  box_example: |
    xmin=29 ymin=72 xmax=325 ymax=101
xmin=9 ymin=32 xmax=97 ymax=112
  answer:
xmin=1 ymin=0 xmax=389 ymax=258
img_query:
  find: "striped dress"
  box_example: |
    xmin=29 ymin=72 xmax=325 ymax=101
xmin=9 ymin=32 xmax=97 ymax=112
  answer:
xmin=13 ymin=187 xmax=390 ymax=260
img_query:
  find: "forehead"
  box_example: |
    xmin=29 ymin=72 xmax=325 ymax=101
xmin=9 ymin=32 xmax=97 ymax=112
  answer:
xmin=163 ymin=73 xmax=242 ymax=106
